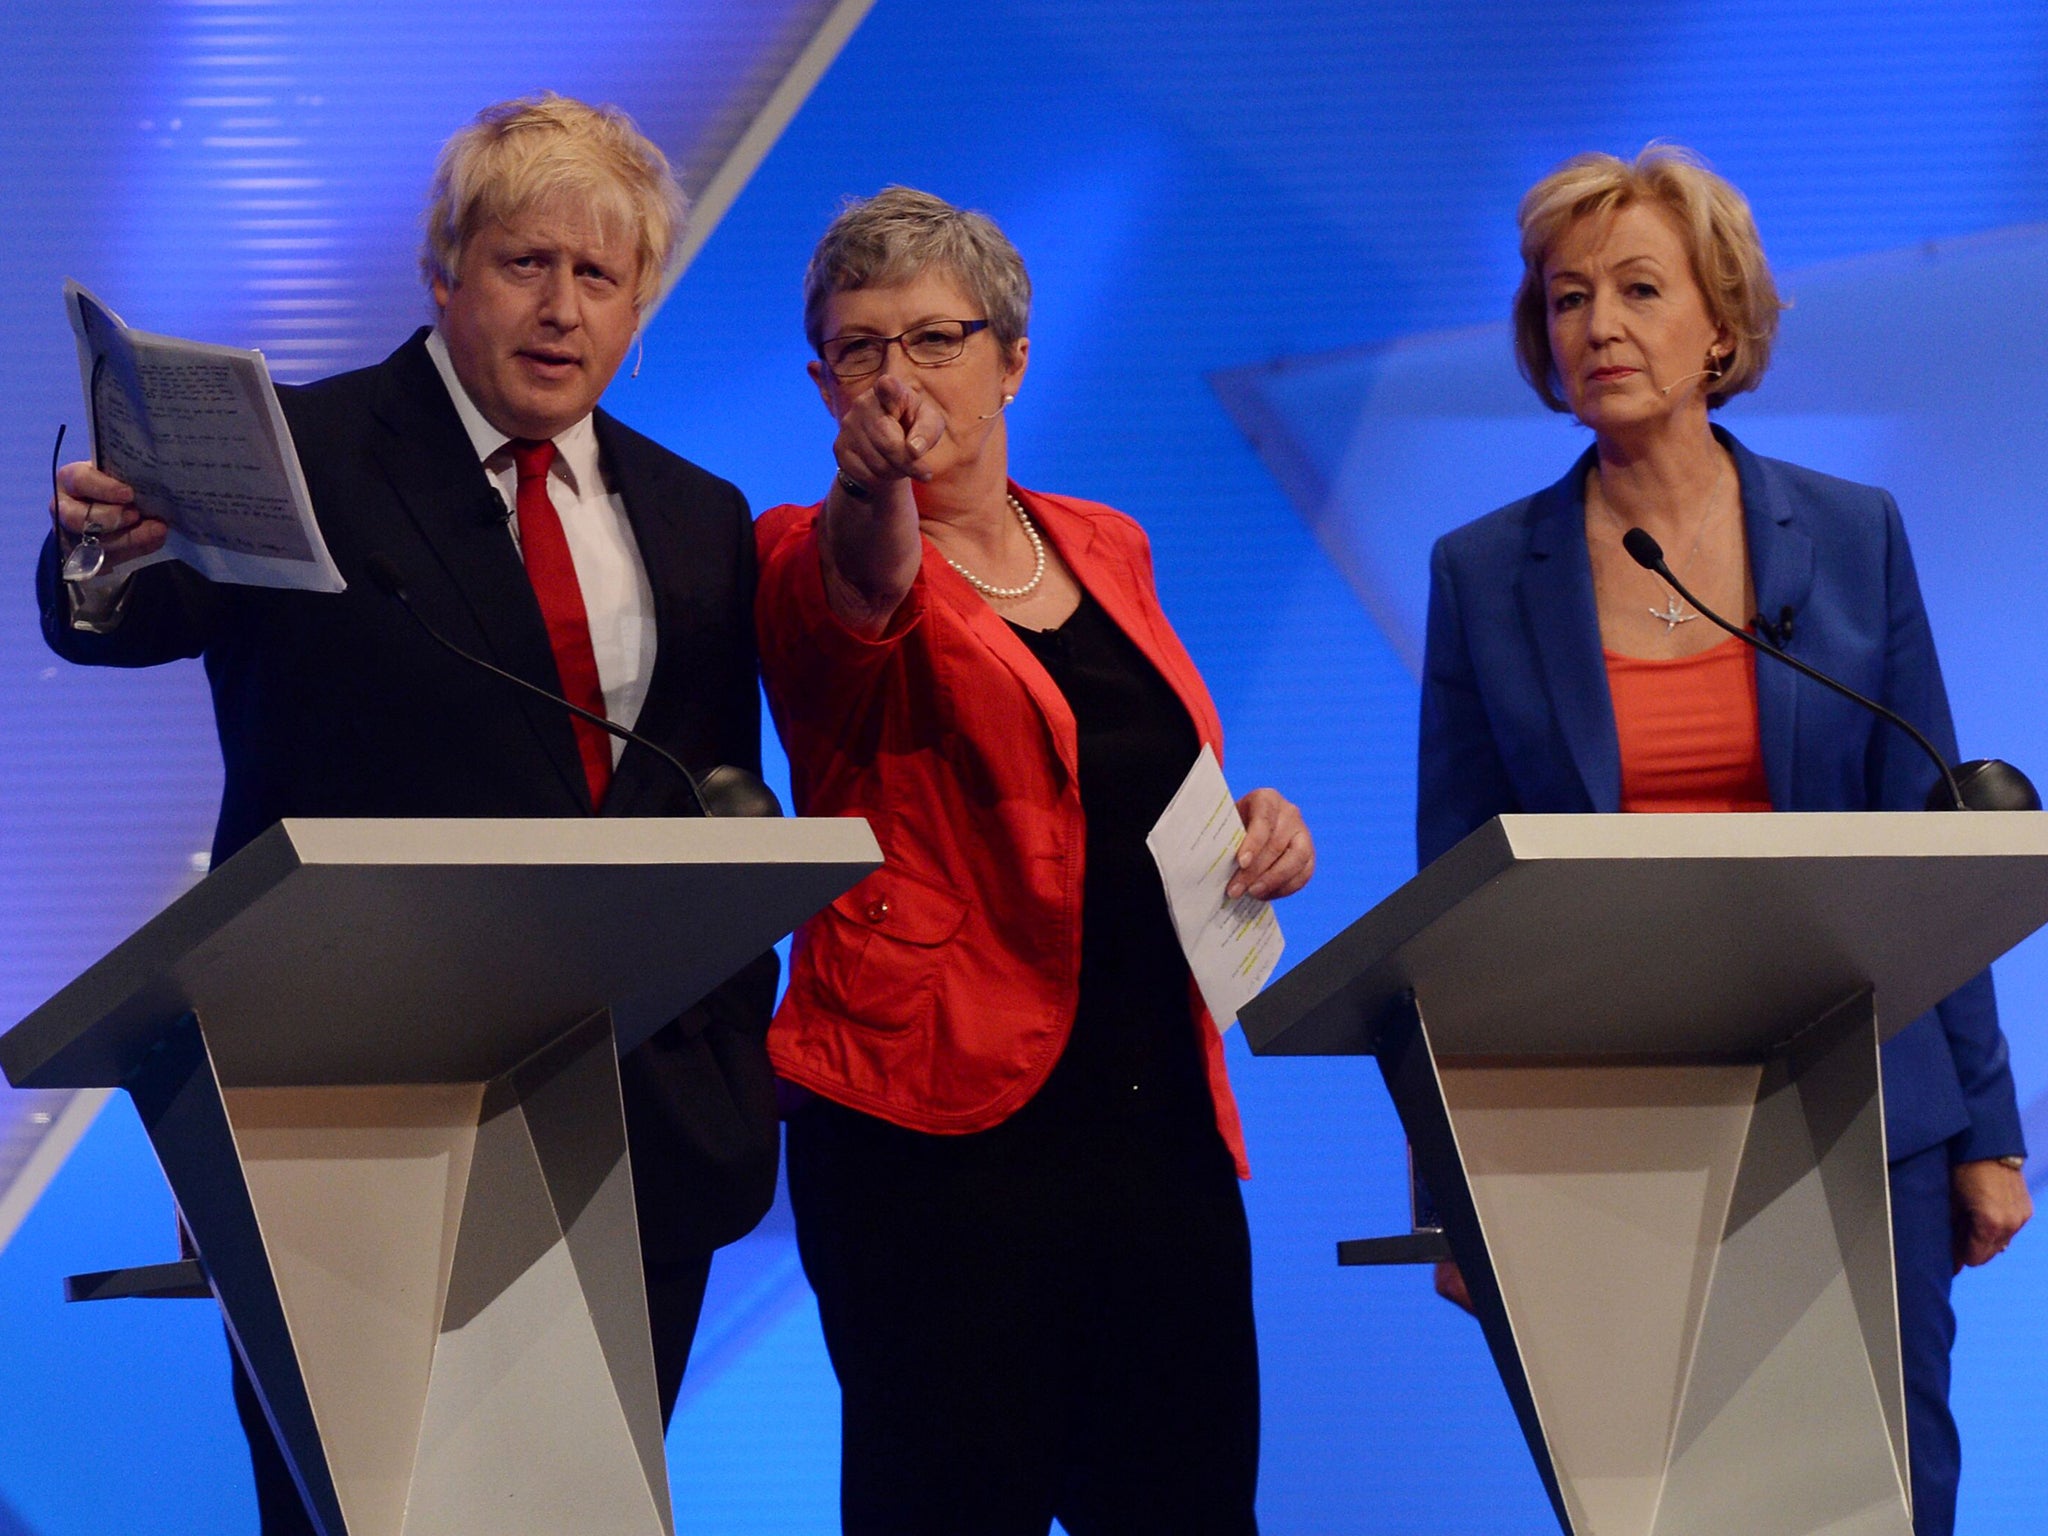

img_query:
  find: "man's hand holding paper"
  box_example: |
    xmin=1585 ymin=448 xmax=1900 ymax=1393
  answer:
xmin=51 ymin=460 xmax=168 ymax=574
xmin=53 ymin=281 xmax=343 ymax=597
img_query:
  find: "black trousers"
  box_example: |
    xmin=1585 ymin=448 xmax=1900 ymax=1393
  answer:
xmin=787 ymin=1092 xmax=1260 ymax=1536
xmin=232 ymin=1254 xmax=712 ymax=1534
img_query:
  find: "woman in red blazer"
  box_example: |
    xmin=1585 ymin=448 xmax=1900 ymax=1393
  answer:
xmin=756 ymin=188 xmax=1314 ymax=1536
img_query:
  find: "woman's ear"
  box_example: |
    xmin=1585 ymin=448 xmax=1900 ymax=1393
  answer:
xmin=1001 ymin=334 xmax=1030 ymax=397
xmin=807 ymin=357 xmax=839 ymax=414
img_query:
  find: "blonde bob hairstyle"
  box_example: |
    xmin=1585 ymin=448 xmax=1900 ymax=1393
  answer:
xmin=803 ymin=186 xmax=1031 ymax=361
xmin=421 ymin=93 xmax=686 ymax=315
xmin=1512 ymin=144 xmax=1782 ymax=413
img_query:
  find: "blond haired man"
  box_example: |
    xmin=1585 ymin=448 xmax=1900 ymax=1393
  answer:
xmin=42 ymin=96 xmax=776 ymax=1533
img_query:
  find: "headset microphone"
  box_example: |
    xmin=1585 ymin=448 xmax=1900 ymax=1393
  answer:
xmin=1654 ymin=353 xmax=1727 ymax=397
xmin=1656 ymin=369 xmax=1714 ymax=396
xmin=976 ymin=392 xmax=1016 ymax=421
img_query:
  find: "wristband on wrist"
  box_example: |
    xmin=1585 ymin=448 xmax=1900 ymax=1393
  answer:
xmin=835 ymin=469 xmax=873 ymax=503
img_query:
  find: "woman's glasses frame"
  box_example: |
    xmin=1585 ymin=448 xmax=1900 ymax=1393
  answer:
xmin=819 ymin=318 xmax=991 ymax=381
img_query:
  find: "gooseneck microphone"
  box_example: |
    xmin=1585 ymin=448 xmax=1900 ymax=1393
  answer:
xmin=365 ymin=553 xmax=770 ymax=820
xmin=1620 ymin=527 xmax=2038 ymax=812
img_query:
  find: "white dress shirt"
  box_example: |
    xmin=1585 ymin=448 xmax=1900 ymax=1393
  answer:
xmin=425 ymin=329 xmax=656 ymax=758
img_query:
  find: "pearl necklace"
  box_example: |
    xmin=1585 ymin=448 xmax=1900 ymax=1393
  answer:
xmin=939 ymin=494 xmax=1046 ymax=600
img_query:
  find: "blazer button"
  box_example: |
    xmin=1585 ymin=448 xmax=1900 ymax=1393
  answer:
xmin=864 ymin=897 xmax=890 ymax=923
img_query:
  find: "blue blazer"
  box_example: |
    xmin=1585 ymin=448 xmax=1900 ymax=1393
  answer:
xmin=1419 ymin=428 xmax=2025 ymax=1165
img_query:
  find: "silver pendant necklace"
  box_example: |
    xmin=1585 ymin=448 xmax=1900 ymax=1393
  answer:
xmin=1598 ymin=458 xmax=1729 ymax=632
xmin=1649 ymin=593 xmax=1693 ymax=634
xmin=940 ymin=493 xmax=1047 ymax=600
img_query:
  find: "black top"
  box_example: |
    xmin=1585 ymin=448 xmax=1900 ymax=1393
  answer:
xmin=1008 ymin=590 xmax=1211 ymax=1130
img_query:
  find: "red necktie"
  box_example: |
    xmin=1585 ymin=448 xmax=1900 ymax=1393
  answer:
xmin=511 ymin=439 xmax=612 ymax=808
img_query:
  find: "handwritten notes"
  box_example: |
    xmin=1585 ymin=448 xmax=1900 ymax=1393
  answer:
xmin=1146 ymin=745 xmax=1285 ymax=1033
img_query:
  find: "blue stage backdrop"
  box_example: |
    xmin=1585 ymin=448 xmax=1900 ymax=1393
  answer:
xmin=3 ymin=2 xmax=2047 ymax=1533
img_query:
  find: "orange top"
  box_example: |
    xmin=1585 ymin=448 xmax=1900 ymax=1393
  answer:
xmin=1604 ymin=635 xmax=1772 ymax=813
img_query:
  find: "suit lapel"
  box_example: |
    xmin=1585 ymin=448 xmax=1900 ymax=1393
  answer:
xmin=930 ymin=488 xmax=1226 ymax=789
xmin=1030 ymin=491 xmax=1225 ymax=751
xmin=925 ymin=503 xmax=1083 ymax=784
xmin=366 ymin=332 xmax=590 ymax=810
xmin=1724 ymin=429 xmax=1812 ymax=811
xmin=1519 ymin=451 xmax=1621 ymax=812
xmin=595 ymin=412 xmax=701 ymax=815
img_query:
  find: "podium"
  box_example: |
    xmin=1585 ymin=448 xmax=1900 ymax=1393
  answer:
xmin=1241 ymin=812 xmax=2048 ymax=1536
xmin=0 ymin=816 xmax=880 ymax=1536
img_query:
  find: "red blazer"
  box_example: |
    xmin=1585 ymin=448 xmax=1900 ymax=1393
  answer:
xmin=756 ymin=485 xmax=1250 ymax=1174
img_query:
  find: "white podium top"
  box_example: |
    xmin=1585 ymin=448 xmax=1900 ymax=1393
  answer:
xmin=3 ymin=817 xmax=881 ymax=1090
xmin=1242 ymin=811 xmax=2048 ymax=1059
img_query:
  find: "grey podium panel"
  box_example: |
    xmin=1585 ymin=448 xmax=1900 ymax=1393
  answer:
xmin=188 ymin=1013 xmax=675 ymax=1536
xmin=3 ymin=816 xmax=882 ymax=1090
xmin=1243 ymin=811 xmax=2048 ymax=1059
xmin=1411 ymin=997 xmax=1908 ymax=1536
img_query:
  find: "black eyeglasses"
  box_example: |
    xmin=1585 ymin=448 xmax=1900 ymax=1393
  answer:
xmin=52 ymin=354 xmax=111 ymax=582
xmin=820 ymin=318 xmax=990 ymax=380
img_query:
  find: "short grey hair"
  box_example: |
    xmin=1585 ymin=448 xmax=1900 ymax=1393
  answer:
xmin=802 ymin=186 xmax=1031 ymax=359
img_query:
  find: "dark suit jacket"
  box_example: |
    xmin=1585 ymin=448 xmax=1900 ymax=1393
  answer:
xmin=38 ymin=328 xmax=779 ymax=1259
xmin=1419 ymin=427 xmax=2025 ymax=1166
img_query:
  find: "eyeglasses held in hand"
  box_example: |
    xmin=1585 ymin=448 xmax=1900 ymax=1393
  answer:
xmin=54 ymin=354 xmax=111 ymax=583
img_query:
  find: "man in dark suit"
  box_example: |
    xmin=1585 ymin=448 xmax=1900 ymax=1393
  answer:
xmin=40 ymin=94 xmax=777 ymax=1533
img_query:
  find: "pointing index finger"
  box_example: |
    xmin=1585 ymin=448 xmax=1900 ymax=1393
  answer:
xmin=903 ymin=393 xmax=947 ymax=466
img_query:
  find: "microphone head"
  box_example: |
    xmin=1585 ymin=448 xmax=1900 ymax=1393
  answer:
xmin=697 ymin=764 xmax=783 ymax=819
xmin=1931 ymin=758 xmax=2043 ymax=812
xmin=363 ymin=553 xmax=408 ymax=599
xmin=1620 ymin=527 xmax=1665 ymax=570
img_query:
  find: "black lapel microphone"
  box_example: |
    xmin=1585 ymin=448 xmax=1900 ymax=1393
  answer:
xmin=363 ymin=553 xmax=779 ymax=820
xmin=1620 ymin=528 xmax=2039 ymax=812
xmin=1750 ymin=605 xmax=1795 ymax=648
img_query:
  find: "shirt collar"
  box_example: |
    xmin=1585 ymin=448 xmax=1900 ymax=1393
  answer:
xmin=425 ymin=326 xmax=604 ymax=498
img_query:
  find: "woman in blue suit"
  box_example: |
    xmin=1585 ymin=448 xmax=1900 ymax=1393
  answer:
xmin=1420 ymin=145 xmax=2031 ymax=1536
